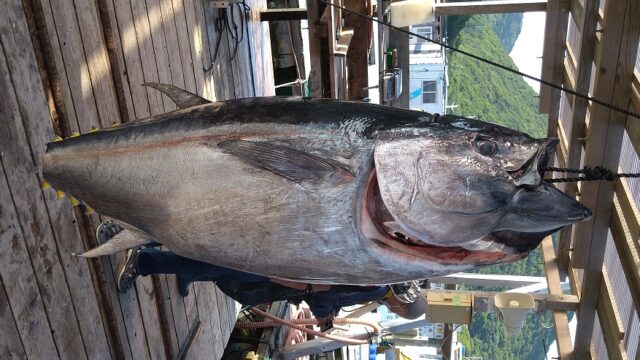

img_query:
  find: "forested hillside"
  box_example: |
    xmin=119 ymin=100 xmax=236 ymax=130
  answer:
xmin=445 ymin=12 xmax=555 ymax=360
xmin=446 ymin=14 xmax=546 ymax=138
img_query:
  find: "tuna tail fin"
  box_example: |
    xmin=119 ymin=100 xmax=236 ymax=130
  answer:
xmin=142 ymin=82 xmax=211 ymax=109
xmin=74 ymin=229 xmax=155 ymax=257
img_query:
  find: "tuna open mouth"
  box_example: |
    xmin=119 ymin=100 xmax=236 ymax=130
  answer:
xmin=361 ymin=168 xmax=522 ymax=265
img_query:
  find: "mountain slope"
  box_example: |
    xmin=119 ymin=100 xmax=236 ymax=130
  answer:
xmin=446 ymin=14 xmax=545 ymax=138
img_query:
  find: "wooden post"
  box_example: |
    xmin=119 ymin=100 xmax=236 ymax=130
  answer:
xmin=555 ymin=0 xmax=599 ymax=274
xmin=539 ymin=0 xmax=569 ymax=115
xmin=307 ymin=0 xmax=324 ymax=97
xmin=440 ymin=283 xmax=456 ymax=360
xmin=572 ymin=0 xmax=640 ymax=356
xmin=433 ymin=0 xmax=548 ymax=15
xmin=344 ymin=0 xmax=370 ymax=101
xmin=388 ymin=0 xmax=409 ymax=108
xmin=541 ymin=238 xmax=574 ymax=359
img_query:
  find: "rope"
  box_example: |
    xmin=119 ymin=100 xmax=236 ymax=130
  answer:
xmin=542 ymin=166 xmax=640 ymax=183
xmin=317 ymin=0 xmax=640 ymax=121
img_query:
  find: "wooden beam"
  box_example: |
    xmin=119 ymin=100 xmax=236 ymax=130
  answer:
xmin=615 ymin=178 xmax=640 ymax=247
xmin=555 ymin=118 xmax=572 ymax=271
xmin=307 ymin=0 xmax=324 ymax=98
xmin=563 ymin=56 xmax=577 ymax=95
xmin=430 ymin=273 xmax=546 ymax=288
xmin=569 ymin=0 xmax=585 ymax=31
xmin=440 ymin=284 xmax=457 ymax=358
xmin=466 ymin=291 xmax=579 ymax=313
xmin=319 ymin=2 xmax=338 ymax=98
xmin=260 ymin=8 xmax=308 ymax=21
xmin=433 ymin=0 xmax=547 ymax=16
xmin=567 ymin=255 xmax=582 ymax=296
xmin=540 ymin=0 xmax=569 ymax=115
xmin=572 ymin=0 xmax=640 ymax=356
xmin=0 ymin=162 xmax=58 ymax=360
xmin=256 ymin=301 xmax=289 ymax=358
xmin=556 ymin=0 xmax=599 ymax=273
xmin=565 ymin=40 xmax=578 ymax=71
xmin=541 ymin=237 xmax=574 ymax=359
xmin=628 ymin=86 xmax=640 ymax=154
xmin=610 ymin=194 xmax=640 ymax=316
xmin=344 ymin=0 xmax=369 ymax=101
xmin=0 ymin=278 xmax=27 ymax=359
xmin=553 ymin=132 xmax=568 ymax=168
xmin=597 ymin=269 xmax=628 ymax=360
xmin=597 ymin=268 xmax=625 ymax=341
xmin=562 ymin=56 xmax=577 ymax=105
xmin=556 ymin=124 xmax=569 ymax=167
xmin=387 ymin=11 xmax=410 ymax=106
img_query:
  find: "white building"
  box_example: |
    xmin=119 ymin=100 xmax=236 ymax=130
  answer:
xmin=409 ymin=23 xmax=448 ymax=114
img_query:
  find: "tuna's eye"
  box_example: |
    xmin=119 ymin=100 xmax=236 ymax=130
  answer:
xmin=474 ymin=138 xmax=498 ymax=156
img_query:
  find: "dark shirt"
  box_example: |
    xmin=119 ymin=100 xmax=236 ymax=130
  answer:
xmin=216 ymin=281 xmax=390 ymax=317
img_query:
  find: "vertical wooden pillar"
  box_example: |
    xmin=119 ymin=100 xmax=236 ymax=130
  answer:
xmin=388 ymin=26 xmax=409 ymax=108
xmin=572 ymin=0 xmax=640 ymax=356
xmin=344 ymin=0 xmax=370 ymax=100
xmin=307 ymin=0 xmax=324 ymax=97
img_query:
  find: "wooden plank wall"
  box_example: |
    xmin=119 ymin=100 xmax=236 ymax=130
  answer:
xmin=540 ymin=0 xmax=640 ymax=357
xmin=0 ymin=0 xmax=273 ymax=359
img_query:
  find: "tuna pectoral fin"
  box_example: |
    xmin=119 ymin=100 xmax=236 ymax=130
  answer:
xmin=217 ymin=140 xmax=354 ymax=185
xmin=74 ymin=229 xmax=155 ymax=257
xmin=142 ymin=82 xmax=210 ymax=108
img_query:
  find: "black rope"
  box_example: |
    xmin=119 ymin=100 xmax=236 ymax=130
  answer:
xmin=204 ymin=1 xmax=251 ymax=71
xmin=543 ymin=166 xmax=640 ymax=183
xmin=317 ymin=0 xmax=640 ymax=121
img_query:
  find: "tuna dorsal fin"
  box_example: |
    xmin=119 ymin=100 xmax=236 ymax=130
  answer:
xmin=217 ymin=140 xmax=354 ymax=185
xmin=143 ymin=82 xmax=211 ymax=109
xmin=73 ymin=228 xmax=155 ymax=257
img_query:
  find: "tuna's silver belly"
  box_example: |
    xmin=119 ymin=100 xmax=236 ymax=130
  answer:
xmin=71 ymin=143 xmax=376 ymax=282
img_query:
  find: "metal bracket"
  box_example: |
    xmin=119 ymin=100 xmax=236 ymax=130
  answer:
xmin=211 ymin=0 xmax=243 ymax=8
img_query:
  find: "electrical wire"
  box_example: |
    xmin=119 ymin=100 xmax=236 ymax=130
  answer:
xmin=340 ymin=301 xmax=375 ymax=313
xmin=204 ymin=1 xmax=251 ymax=70
xmin=317 ymin=0 xmax=640 ymax=120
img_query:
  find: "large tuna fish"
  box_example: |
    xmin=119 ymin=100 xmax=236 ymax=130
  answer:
xmin=43 ymin=84 xmax=591 ymax=284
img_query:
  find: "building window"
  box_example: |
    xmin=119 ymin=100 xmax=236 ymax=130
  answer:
xmin=422 ymin=81 xmax=437 ymax=103
xmin=416 ymin=25 xmax=433 ymax=42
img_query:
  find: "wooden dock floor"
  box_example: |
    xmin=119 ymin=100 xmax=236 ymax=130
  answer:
xmin=0 ymin=0 xmax=274 ymax=359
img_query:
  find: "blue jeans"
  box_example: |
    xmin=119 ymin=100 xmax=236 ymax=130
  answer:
xmin=137 ymin=248 xmax=269 ymax=283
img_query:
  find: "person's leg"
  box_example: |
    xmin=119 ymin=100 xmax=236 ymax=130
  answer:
xmin=137 ymin=248 xmax=268 ymax=283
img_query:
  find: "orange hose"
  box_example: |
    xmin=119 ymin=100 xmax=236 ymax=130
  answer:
xmin=248 ymin=307 xmax=375 ymax=345
xmin=235 ymin=316 xmax=382 ymax=334
xmin=284 ymin=308 xmax=307 ymax=349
